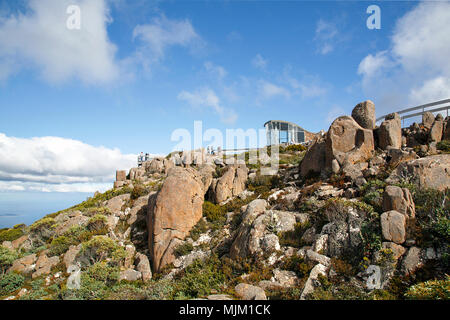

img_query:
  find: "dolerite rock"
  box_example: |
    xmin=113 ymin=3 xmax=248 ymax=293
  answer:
xmin=299 ymin=138 xmax=326 ymax=177
xmin=197 ymin=164 xmax=215 ymax=194
xmin=145 ymin=157 xmax=174 ymax=175
xmin=401 ymin=247 xmax=423 ymax=275
xmin=300 ymin=263 xmax=327 ymax=300
xmin=229 ymin=199 xmax=268 ymax=260
xmin=147 ymin=167 xmax=205 ymax=273
xmin=129 ymin=167 xmax=146 ymax=181
xmin=381 ymin=210 xmax=406 ymax=245
xmin=320 ymin=200 xmax=369 ymax=259
xmin=422 ymin=112 xmax=435 ymax=129
xmin=210 ymin=164 xmax=248 ymax=204
xmin=429 ymin=116 xmax=444 ymax=142
xmin=386 ymin=155 xmax=450 ymax=191
xmin=382 ymin=186 xmax=415 ymax=219
xmin=325 ymin=116 xmax=374 ymax=168
xmin=116 ymin=170 xmax=127 ymax=181
xmin=379 ymin=113 xmax=402 ymax=150
xmin=8 ymin=254 xmax=37 ymax=274
xmin=351 ymin=100 xmax=376 ymax=129
xmin=444 ymin=117 xmax=450 ymax=140
xmin=135 ymin=253 xmax=152 ymax=282
xmin=32 ymin=254 xmax=60 ymax=279
xmin=119 ymin=269 xmax=142 ymax=282
xmin=234 ymin=283 xmax=267 ymax=300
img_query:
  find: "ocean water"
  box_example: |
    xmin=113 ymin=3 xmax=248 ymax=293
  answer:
xmin=0 ymin=192 xmax=93 ymax=229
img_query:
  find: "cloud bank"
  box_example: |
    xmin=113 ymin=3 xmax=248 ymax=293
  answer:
xmin=0 ymin=133 xmax=137 ymax=192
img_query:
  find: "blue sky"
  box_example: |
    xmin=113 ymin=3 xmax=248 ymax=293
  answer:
xmin=0 ymin=0 xmax=449 ymax=195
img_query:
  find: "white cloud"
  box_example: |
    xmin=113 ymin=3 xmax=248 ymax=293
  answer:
xmin=315 ymin=19 xmax=338 ymax=55
xmin=133 ymin=14 xmax=201 ymax=64
xmin=359 ymin=2 xmax=450 ymax=115
xmin=0 ymin=0 xmax=119 ymax=84
xmin=204 ymin=61 xmax=227 ymax=80
xmin=0 ymin=133 xmax=137 ymax=192
xmin=258 ymin=81 xmax=291 ymax=100
xmin=178 ymin=87 xmax=238 ymax=124
xmin=252 ymin=54 xmax=268 ymax=70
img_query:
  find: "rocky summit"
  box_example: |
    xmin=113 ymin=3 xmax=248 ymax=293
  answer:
xmin=0 ymin=100 xmax=449 ymax=301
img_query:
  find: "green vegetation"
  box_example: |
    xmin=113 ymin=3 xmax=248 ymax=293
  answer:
xmin=0 ymin=246 xmax=18 ymax=274
xmin=360 ymin=179 xmax=387 ymax=212
xmin=0 ymin=224 xmax=25 ymax=242
xmin=202 ymin=201 xmax=227 ymax=230
xmin=79 ymin=236 xmax=126 ymax=266
xmin=172 ymin=254 xmax=227 ymax=299
xmin=437 ymin=140 xmax=450 ymax=153
xmin=405 ymin=276 xmax=450 ymax=300
xmin=130 ymin=184 xmax=149 ymax=200
xmin=278 ymin=222 xmax=311 ymax=248
xmin=174 ymin=242 xmax=194 ymax=257
xmin=0 ymin=272 xmax=25 ymax=296
xmin=86 ymin=214 xmax=108 ymax=233
xmin=30 ymin=217 xmax=56 ymax=232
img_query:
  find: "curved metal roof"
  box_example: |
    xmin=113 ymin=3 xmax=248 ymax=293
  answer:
xmin=263 ymin=120 xmax=306 ymax=131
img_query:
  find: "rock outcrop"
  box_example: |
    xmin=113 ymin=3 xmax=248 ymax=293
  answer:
xmin=147 ymin=167 xmax=205 ymax=273
xmin=210 ymin=164 xmax=248 ymax=204
xmin=379 ymin=113 xmax=402 ymax=150
xmin=351 ymin=100 xmax=376 ymax=129
xmin=326 ymin=116 xmax=374 ymax=168
xmin=386 ymin=155 xmax=450 ymax=191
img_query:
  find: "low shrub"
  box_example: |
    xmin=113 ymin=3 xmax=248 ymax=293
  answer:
xmin=79 ymin=236 xmax=125 ymax=266
xmin=86 ymin=214 xmax=108 ymax=233
xmin=0 ymin=246 xmax=18 ymax=274
xmin=278 ymin=222 xmax=311 ymax=248
xmin=203 ymin=201 xmax=226 ymax=229
xmin=174 ymin=242 xmax=194 ymax=257
xmin=189 ymin=219 xmax=209 ymax=242
xmin=130 ymin=184 xmax=148 ymax=200
xmin=437 ymin=140 xmax=450 ymax=153
xmin=0 ymin=227 xmax=24 ymax=242
xmin=172 ymin=254 xmax=227 ymax=299
xmin=405 ymin=276 xmax=450 ymax=300
xmin=0 ymin=272 xmax=25 ymax=296
xmin=279 ymin=254 xmax=314 ymax=279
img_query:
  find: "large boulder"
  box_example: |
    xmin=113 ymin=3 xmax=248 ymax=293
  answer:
xmin=32 ymin=254 xmax=60 ymax=279
xmin=325 ymin=116 xmax=374 ymax=168
xmin=229 ymin=199 xmax=268 ymax=260
xmin=235 ymin=283 xmax=267 ymax=300
xmin=443 ymin=117 xmax=450 ymax=140
xmin=299 ymin=138 xmax=327 ymax=177
xmin=145 ymin=157 xmax=174 ymax=175
xmin=129 ymin=167 xmax=146 ymax=181
xmin=116 ymin=170 xmax=127 ymax=182
xmin=386 ymin=155 xmax=450 ymax=191
xmin=351 ymin=100 xmax=376 ymax=129
xmin=210 ymin=164 xmax=248 ymax=204
xmin=382 ymin=186 xmax=415 ymax=219
xmin=379 ymin=113 xmax=402 ymax=150
xmin=422 ymin=112 xmax=435 ymax=129
xmin=147 ymin=167 xmax=205 ymax=273
xmin=320 ymin=200 xmax=369 ymax=259
xmin=8 ymin=254 xmax=37 ymax=275
xmin=381 ymin=210 xmax=406 ymax=245
xmin=429 ymin=116 xmax=444 ymax=142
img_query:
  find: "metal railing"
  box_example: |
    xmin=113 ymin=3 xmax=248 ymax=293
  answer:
xmin=376 ymin=98 xmax=450 ymax=123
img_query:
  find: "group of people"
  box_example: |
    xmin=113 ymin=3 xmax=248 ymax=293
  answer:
xmin=206 ymin=146 xmax=222 ymax=155
xmin=138 ymin=152 xmax=151 ymax=166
